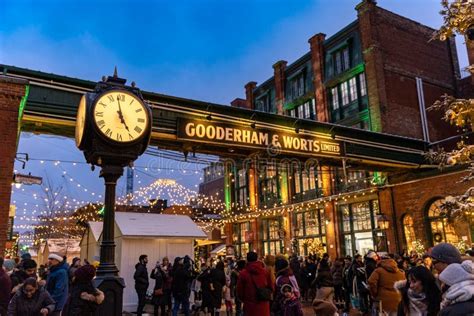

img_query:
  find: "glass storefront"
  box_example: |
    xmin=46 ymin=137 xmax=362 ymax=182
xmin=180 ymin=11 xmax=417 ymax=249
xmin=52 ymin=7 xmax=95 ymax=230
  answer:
xmin=260 ymin=217 xmax=283 ymax=255
xmin=427 ymin=199 xmax=460 ymax=245
xmin=339 ymin=199 xmax=382 ymax=256
xmin=233 ymin=221 xmax=251 ymax=258
xmin=293 ymin=208 xmax=327 ymax=256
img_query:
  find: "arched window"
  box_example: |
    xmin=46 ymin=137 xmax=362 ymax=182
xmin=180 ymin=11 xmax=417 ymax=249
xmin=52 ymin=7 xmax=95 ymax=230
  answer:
xmin=427 ymin=199 xmax=459 ymax=245
xmin=402 ymin=214 xmax=416 ymax=252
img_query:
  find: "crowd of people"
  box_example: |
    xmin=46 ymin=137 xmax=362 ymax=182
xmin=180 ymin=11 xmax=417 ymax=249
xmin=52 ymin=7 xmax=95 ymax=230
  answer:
xmin=134 ymin=243 xmax=474 ymax=316
xmin=1 ymin=242 xmax=474 ymax=316
xmin=0 ymin=254 xmax=103 ymax=316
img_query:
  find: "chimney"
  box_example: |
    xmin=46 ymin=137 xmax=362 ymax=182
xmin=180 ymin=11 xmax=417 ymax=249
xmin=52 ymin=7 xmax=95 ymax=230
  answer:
xmin=231 ymin=98 xmax=249 ymax=109
xmin=308 ymin=33 xmax=327 ymax=122
xmin=245 ymin=81 xmax=257 ymax=110
xmin=273 ymin=60 xmax=287 ymax=115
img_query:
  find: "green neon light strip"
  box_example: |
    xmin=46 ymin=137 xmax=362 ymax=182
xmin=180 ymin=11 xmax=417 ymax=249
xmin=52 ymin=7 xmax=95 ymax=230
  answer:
xmin=17 ymin=85 xmax=30 ymax=148
xmin=224 ymin=168 xmax=232 ymax=210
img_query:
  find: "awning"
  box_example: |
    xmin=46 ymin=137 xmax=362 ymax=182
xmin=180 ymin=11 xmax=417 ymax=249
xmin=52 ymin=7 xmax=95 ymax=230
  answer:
xmin=210 ymin=244 xmax=226 ymax=255
xmin=195 ymin=239 xmax=222 ymax=247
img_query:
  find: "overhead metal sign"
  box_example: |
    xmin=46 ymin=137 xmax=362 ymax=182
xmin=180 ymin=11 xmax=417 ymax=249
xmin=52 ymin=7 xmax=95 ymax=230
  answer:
xmin=176 ymin=118 xmax=343 ymax=156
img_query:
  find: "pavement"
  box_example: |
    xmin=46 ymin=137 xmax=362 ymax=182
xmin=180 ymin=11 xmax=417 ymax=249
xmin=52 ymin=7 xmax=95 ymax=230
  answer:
xmin=123 ymin=302 xmax=315 ymax=315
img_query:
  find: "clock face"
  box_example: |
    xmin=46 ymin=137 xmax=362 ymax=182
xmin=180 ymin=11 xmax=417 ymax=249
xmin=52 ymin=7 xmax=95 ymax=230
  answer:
xmin=75 ymin=95 xmax=87 ymax=147
xmin=92 ymin=91 xmax=149 ymax=143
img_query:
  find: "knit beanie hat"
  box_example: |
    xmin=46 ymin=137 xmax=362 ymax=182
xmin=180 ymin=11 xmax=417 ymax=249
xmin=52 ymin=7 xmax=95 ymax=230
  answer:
xmin=366 ymin=250 xmax=377 ymax=259
xmin=430 ymin=242 xmax=462 ymax=264
xmin=74 ymin=264 xmax=96 ymax=283
xmin=48 ymin=253 xmax=63 ymax=262
xmin=439 ymin=260 xmax=474 ymax=286
xmin=22 ymin=259 xmax=37 ymax=270
xmin=275 ymin=258 xmax=289 ymax=273
xmin=313 ymin=299 xmax=338 ymax=316
xmin=3 ymin=259 xmax=15 ymax=272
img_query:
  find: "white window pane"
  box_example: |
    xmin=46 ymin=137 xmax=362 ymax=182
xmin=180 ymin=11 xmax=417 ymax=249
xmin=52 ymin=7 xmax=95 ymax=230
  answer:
xmin=349 ymin=77 xmax=357 ymax=102
xmin=343 ymin=48 xmax=350 ymax=70
xmin=341 ymin=82 xmax=349 ymax=105
xmin=304 ymin=102 xmax=310 ymax=118
xmin=331 ymin=87 xmax=339 ymax=110
xmin=359 ymin=73 xmax=367 ymax=96
xmin=298 ymin=105 xmax=304 ymax=118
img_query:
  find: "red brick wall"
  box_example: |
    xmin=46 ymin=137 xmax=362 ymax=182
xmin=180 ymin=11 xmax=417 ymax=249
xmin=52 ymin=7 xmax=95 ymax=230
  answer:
xmin=0 ymin=76 xmax=28 ymax=254
xmin=383 ymin=171 xmax=472 ymax=252
xmin=308 ymin=33 xmax=328 ymax=122
xmin=358 ymin=1 xmax=459 ymax=141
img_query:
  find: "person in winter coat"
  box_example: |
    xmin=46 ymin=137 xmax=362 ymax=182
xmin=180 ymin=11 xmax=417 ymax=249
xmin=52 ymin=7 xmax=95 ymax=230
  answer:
xmin=231 ymin=260 xmax=245 ymax=316
xmin=46 ymin=254 xmax=69 ymax=315
xmin=341 ymin=256 xmax=352 ymax=313
xmin=197 ymin=265 xmax=214 ymax=313
xmin=68 ymin=257 xmax=81 ymax=285
xmin=0 ymin=258 xmax=12 ymax=316
xmin=151 ymin=261 xmax=167 ymax=316
xmin=171 ymin=257 xmax=194 ymax=316
xmin=312 ymin=258 xmax=334 ymax=301
xmin=280 ymin=284 xmax=303 ymax=316
xmin=264 ymin=255 xmax=276 ymax=286
xmin=365 ymin=251 xmax=378 ymax=279
xmin=62 ymin=264 xmax=104 ymax=316
xmin=10 ymin=259 xmax=37 ymax=294
xmin=331 ymin=258 xmax=344 ymax=304
xmin=394 ymin=265 xmax=441 ymax=316
xmin=273 ymin=258 xmax=300 ymax=316
xmin=236 ymin=251 xmax=274 ymax=316
xmin=210 ymin=261 xmax=226 ymax=316
xmin=348 ymin=254 xmax=369 ymax=313
xmin=160 ymin=257 xmax=173 ymax=313
xmin=134 ymin=254 xmax=149 ymax=316
xmin=7 ymin=277 xmax=55 ymax=316
xmin=438 ymin=260 xmax=474 ymax=315
xmin=368 ymin=257 xmax=406 ymax=315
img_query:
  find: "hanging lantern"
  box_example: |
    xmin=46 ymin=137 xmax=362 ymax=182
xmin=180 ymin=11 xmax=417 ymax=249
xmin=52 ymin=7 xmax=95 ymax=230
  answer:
xmin=377 ymin=213 xmax=390 ymax=230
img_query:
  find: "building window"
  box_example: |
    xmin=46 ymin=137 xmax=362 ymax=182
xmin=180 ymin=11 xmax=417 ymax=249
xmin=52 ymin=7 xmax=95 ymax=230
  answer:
xmin=236 ymin=168 xmax=248 ymax=207
xmin=402 ymin=214 xmax=416 ymax=252
xmin=292 ymin=165 xmax=321 ymax=202
xmin=339 ymin=200 xmax=381 ymax=256
xmin=341 ymin=82 xmax=349 ymax=106
xmin=331 ymin=87 xmax=339 ymax=110
xmin=349 ymin=77 xmax=357 ymax=102
xmin=335 ymin=51 xmax=342 ymax=74
xmin=298 ymin=105 xmax=304 ymax=118
xmin=261 ymin=217 xmax=283 ymax=255
xmin=304 ymin=102 xmax=310 ymax=119
xmin=343 ymin=47 xmax=350 ymax=71
xmin=359 ymin=73 xmax=367 ymax=96
xmin=293 ymin=209 xmax=327 ymax=256
xmin=290 ymin=109 xmax=296 ymax=117
xmin=428 ymin=199 xmax=460 ymax=245
xmin=233 ymin=221 xmax=251 ymax=258
xmin=289 ymin=72 xmax=306 ymax=101
xmin=259 ymin=162 xmax=279 ymax=208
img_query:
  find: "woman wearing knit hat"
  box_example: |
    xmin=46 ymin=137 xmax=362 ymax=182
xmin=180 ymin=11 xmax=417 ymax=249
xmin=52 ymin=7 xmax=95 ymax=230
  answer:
xmin=438 ymin=260 xmax=474 ymax=315
xmin=62 ymin=264 xmax=104 ymax=316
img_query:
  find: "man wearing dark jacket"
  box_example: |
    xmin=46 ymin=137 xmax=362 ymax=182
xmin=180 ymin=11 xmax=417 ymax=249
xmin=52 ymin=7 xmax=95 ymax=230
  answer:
xmin=0 ymin=257 xmax=12 ymax=316
xmin=171 ymin=257 xmax=193 ymax=316
xmin=46 ymin=253 xmax=69 ymax=315
xmin=134 ymin=255 xmax=149 ymax=316
xmin=10 ymin=258 xmax=37 ymax=293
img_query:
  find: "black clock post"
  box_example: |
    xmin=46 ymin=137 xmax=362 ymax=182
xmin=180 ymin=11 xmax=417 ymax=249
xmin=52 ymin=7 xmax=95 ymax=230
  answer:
xmin=75 ymin=69 xmax=152 ymax=315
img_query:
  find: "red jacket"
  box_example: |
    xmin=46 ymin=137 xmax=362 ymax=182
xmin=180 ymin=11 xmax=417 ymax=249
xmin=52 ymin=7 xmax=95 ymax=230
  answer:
xmin=237 ymin=261 xmax=274 ymax=316
xmin=0 ymin=268 xmax=12 ymax=311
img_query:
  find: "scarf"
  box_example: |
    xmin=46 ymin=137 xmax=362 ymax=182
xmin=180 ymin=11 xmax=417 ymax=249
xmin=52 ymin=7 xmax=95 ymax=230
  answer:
xmin=407 ymin=289 xmax=428 ymax=315
xmin=441 ymin=279 xmax=474 ymax=309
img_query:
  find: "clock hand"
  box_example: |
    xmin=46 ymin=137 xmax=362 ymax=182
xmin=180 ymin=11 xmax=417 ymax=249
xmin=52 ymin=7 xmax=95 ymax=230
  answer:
xmin=116 ymin=96 xmax=130 ymax=131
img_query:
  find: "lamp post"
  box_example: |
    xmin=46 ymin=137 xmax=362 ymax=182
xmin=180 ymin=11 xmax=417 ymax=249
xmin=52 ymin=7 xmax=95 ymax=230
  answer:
xmin=376 ymin=213 xmax=390 ymax=252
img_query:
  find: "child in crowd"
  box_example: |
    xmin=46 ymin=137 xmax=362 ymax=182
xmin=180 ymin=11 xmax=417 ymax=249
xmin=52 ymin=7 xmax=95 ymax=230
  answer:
xmin=280 ymin=284 xmax=303 ymax=316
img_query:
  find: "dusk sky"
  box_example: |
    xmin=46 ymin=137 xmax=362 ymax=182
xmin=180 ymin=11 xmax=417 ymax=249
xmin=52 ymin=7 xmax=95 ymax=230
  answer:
xmin=0 ymin=0 xmax=469 ymax=240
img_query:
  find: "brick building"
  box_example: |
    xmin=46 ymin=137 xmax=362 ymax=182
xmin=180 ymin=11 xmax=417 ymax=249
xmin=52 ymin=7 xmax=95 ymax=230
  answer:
xmin=222 ymin=0 xmax=474 ymax=258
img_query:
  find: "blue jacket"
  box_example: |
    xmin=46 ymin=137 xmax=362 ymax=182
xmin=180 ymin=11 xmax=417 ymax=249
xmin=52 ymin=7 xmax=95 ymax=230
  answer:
xmin=46 ymin=261 xmax=69 ymax=311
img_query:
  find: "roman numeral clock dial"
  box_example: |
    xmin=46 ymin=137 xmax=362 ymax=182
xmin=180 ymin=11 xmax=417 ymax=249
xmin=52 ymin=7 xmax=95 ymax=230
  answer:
xmin=92 ymin=91 xmax=149 ymax=143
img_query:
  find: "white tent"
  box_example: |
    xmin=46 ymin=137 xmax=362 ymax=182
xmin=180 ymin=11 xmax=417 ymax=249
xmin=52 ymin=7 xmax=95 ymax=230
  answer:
xmin=40 ymin=238 xmax=81 ymax=264
xmin=79 ymin=212 xmax=206 ymax=311
xmin=80 ymin=221 xmax=103 ymax=263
